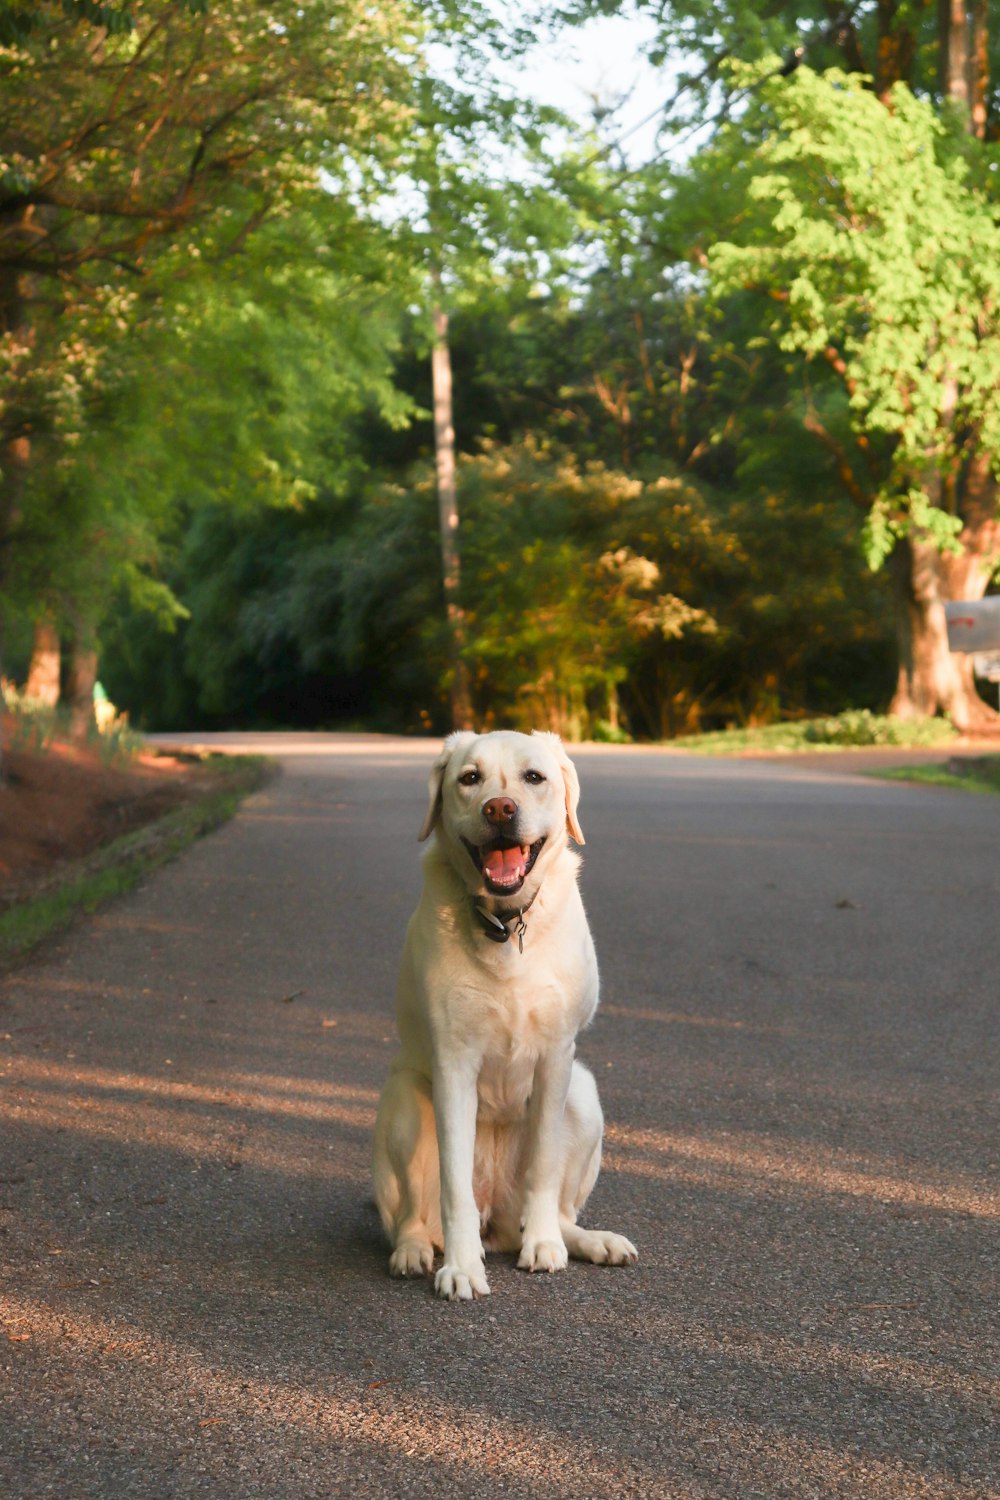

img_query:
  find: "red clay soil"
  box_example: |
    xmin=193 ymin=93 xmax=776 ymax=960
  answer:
xmin=0 ymin=736 xmax=203 ymax=911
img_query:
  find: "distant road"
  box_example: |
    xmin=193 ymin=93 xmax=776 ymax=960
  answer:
xmin=2 ymin=733 xmax=997 ymax=1499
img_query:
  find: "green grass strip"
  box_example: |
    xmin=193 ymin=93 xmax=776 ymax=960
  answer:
xmin=0 ymin=755 xmax=273 ymax=970
xmin=672 ymin=711 xmax=958 ymax=755
xmin=870 ymin=756 xmax=1000 ymax=797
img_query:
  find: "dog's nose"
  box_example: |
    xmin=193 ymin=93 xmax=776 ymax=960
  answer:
xmin=483 ymin=796 xmax=518 ymax=825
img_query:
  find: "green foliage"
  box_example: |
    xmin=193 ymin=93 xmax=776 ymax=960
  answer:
xmin=6 ymin=192 xmax=415 ymax=640
xmin=0 ymin=688 xmax=61 ymax=753
xmin=1 ymin=676 xmax=141 ymax=759
xmin=676 ymin=712 xmax=957 ymax=754
xmin=862 ymin=491 xmax=965 ymax=572
xmin=802 ymin=709 xmax=956 ymax=747
xmin=101 ymin=466 xmax=444 ymax=729
xmin=454 ymin=441 xmax=719 ymax=737
xmin=706 ymin=66 xmax=1000 ymax=565
xmin=99 ymin=257 xmax=899 ymax=740
xmin=0 ymin=0 xmax=423 ymax=636
xmin=0 ymin=1 xmax=206 ymax=42
xmin=91 ymin=712 xmax=145 ymax=767
xmin=9 ymin=5 xmax=992 ymax=741
xmin=629 ymin=0 xmax=970 ymax=107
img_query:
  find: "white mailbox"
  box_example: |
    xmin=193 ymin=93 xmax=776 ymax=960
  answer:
xmin=945 ymin=597 xmax=1000 ymax=653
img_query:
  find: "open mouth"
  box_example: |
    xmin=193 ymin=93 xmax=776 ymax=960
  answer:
xmin=462 ymin=836 xmax=546 ymax=896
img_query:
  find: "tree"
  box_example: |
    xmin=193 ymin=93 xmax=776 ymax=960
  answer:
xmin=705 ymin=65 xmax=1000 ymax=726
xmin=430 ymin=299 xmax=475 ymax=728
xmin=0 ymin=2 xmax=206 ymax=41
xmin=79 ymin=199 xmax=417 ymax=724
xmin=388 ymin=4 xmax=599 ymax=729
xmin=452 ymin=440 xmax=719 ymax=737
xmin=940 ymin=0 xmax=992 ymax=137
xmin=634 ymin=0 xmax=994 ymax=113
xmin=0 ymin=0 xmax=420 ymax=742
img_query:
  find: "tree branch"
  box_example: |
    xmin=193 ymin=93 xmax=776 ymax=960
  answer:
xmin=802 ymin=407 xmax=872 ymax=511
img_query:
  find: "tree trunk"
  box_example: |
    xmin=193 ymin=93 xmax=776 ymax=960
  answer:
xmin=0 ymin=244 xmax=36 ymax=781
xmin=891 ymin=8 xmax=998 ymax=731
xmin=939 ymin=0 xmax=971 ymax=114
xmin=0 ymin=431 xmax=32 ymax=782
xmin=939 ymin=0 xmax=990 ymax=134
xmin=24 ymin=618 xmax=62 ymax=706
xmin=889 ymin=534 xmax=1000 ymax=730
xmin=970 ymin=0 xmax=989 ymax=139
xmin=430 ymin=302 xmax=474 ymax=731
xmin=67 ymin=644 xmax=99 ymax=742
xmin=606 ymin=679 xmax=620 ymax=734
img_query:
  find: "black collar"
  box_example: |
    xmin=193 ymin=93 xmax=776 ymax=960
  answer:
xmin=472 ymin=891 xmax=537 ymax=952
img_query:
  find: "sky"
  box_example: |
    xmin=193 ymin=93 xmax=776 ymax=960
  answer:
xmin=514 ymin=9 xmax=680 ymax=166
xmin=354 ymin=10 xmax=685 ymax=232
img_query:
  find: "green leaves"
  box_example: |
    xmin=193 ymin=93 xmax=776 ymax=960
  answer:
xmin=0 ymin=0 xmax=424 ymax=636
xmin=705 ymin=65 xmax=1000 ymax=565
xmin=0 ymin=1 xmax=207 ymax=42
xmin=862 ymin=491 xmax=965 ymax=571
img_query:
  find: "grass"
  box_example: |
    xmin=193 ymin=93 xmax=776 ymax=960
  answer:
xmin=673 ymin=711 xmax=958 ymax=755
xmin=669 ymin=706 xmax=1000 ymax=794
xmin=872 ymin=756 xmax=1000 ymax=797
xmin=0 ymin=754 xmax=273 ymax=970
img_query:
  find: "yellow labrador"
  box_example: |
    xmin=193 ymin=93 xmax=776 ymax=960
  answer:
xmin=372 ymin=730 xmax=637 ymax=1300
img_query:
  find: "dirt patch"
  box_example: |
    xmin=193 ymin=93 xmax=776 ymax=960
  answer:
xmin=0 ymin=735 xmax=216 ymax=914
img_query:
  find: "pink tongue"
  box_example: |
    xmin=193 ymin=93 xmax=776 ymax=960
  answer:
xmin=483 ymin=846 xmax=526 ymax=883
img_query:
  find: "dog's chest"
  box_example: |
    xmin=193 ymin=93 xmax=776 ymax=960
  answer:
xmin=476 ymin=1045 xmax=535 ymax=1123
xmin=472 ymin=970 xmax=576 ymax=1123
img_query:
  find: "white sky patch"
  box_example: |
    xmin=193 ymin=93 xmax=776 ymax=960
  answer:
xmin=510 ymin=11 xmax=680 ymax=166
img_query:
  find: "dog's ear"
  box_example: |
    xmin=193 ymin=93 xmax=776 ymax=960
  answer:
xmin=532 ymin=731 xmax=585 ymax=845
xmin=418 ymin=731 xmax=477 ymax=842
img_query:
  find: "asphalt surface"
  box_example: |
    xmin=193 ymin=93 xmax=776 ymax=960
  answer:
xmin=1 ymin=733 xmax=998 ymax=1500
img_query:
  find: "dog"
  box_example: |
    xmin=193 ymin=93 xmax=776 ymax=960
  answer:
xmin=372 ymin=729 xmax=637 ymax=1300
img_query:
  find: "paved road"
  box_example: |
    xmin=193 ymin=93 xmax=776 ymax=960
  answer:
xmin=1 ymin=734 xmax=998 ymax=1499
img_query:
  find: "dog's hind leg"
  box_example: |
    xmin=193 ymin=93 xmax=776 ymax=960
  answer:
xmin=372 ymin=1067 xmax=441 ymax=1277
xmin=557 ymin=1063 xmax=638 ymax=1268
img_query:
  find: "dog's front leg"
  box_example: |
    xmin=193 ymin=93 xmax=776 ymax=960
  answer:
xmin=518 ymin=1042 xmax=575 ymax=1273
xmin=433 ymin=1051 xmax=489 ymax=1301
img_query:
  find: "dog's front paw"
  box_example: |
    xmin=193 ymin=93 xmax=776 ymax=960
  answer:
xmin=389 ymin=1239 xmax=435 ymax=1278
xmin=435 ymin=1263 xmax=491 ymax=1301
xmin=517 ymin=1237 xmax=568 ymax=1274
xmin=576 ymin=1229 xmax=639 ymax=1266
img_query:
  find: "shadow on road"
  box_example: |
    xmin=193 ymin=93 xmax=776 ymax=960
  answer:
xmin=2 ymin=739 xmax=998 ymax=1498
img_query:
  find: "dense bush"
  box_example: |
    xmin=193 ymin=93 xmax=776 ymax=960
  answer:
xmin=803 ymin=710 xmax=956 ymax=748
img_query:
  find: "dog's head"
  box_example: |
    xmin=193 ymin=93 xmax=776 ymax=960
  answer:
xmin=418 ymin=730 xmax=584 ymax=901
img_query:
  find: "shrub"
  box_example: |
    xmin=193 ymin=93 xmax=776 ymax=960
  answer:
xmin=803 ymin=711 xmax=955 ymax=747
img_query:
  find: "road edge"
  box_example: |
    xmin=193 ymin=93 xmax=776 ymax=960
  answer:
xmin=0 ymin=754 xmax=276 ymax=973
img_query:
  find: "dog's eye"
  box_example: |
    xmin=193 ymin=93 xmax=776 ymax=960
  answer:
xmin=524 ymin=770 xmax=546 ymax=785
xmin=458 ymin=770 xmax=481 ymax=787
